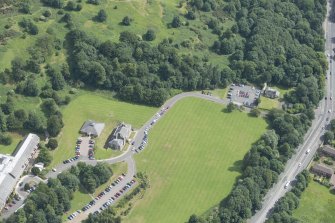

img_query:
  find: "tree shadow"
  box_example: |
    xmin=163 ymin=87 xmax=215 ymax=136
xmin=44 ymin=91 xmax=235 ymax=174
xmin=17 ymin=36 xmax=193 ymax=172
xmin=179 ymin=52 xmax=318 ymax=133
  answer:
xmin=228 ymin=160 xmax=243 ymax=172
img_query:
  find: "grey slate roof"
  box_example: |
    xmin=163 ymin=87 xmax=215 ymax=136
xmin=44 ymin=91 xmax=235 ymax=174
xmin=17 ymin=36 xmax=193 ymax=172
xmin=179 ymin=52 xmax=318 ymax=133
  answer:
xmin=108 ymin=123 xmax=131 ymax=150
xmin=323 ymin=145 xmax=335 ymax=157
xmin=80 ymin=120 xmax=105 ymax=137
xmin=0 ymin=134 xmax=39 ymax=211
xmin=311 ymin=164 xmax=333 ymax=176
xmin=109 ymin=139 xmax=124 ymax=149
xmin=118 ymin=124 xmax=131 ymax=139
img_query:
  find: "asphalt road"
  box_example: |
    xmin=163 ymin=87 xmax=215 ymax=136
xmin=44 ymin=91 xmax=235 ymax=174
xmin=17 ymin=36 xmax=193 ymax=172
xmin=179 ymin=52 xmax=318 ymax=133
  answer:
xmin=248 ymin=1 xmax=335 ymax=222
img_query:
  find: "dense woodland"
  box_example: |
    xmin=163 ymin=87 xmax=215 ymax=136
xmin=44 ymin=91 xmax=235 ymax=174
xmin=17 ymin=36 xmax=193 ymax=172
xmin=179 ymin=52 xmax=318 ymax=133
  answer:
xmin=66 ymin=29 xmax=231 ymax=106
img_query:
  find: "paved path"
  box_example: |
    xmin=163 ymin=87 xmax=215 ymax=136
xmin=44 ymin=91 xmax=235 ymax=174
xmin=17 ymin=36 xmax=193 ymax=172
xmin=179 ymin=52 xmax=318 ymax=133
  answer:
xmin=249 ymin=1 xmax=335 ymax=222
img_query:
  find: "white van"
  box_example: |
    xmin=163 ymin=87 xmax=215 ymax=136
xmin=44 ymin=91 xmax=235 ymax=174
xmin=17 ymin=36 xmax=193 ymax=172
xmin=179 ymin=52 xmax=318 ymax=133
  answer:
xmin=284 ymin=181 xmax=290 ymax=189
xmin=305 ymin=149 xmax=310 ymax=154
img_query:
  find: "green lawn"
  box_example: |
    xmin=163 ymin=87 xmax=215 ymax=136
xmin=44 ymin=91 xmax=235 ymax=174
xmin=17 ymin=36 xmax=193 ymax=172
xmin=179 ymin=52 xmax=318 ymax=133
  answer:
xmin=258 ymin=96 xmax=280 ymax=111
xmin=124 ymin=97 xmax=267 ymax=223
xmin=293 ymin=181 xmax=335 ymax=223
xmin=0 ymin=132 xmax=22 ymax=155
xmin=50 ymin=92 xmax=157 ymax=167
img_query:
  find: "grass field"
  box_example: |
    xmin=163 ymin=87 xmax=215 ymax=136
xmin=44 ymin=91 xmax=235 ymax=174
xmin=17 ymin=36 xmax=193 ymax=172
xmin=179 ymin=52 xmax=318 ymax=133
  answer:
xmin=293 ymin=181 xmax=335 ymax=223
xmin=258 ymin=96 xmax=280 ymax=111
xmin=0 ymin=132 xmax=22 ymax=155
xmin=123 ymin=97 xmax=267 ymax=223
xmin=50 ymin=92 xmax=157 ymax=167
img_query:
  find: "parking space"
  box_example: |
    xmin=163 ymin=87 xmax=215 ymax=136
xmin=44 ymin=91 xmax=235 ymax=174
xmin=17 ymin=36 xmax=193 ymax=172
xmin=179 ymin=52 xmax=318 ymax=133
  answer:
xmin=227 ymin=84 xmax=260 ymax=107
xmin=133 ymin=106 xmax=169 ymax=153
xmin=62 ymin=136 xmax=96 ymax=165
xmin=78 ymin=137 xmax=95 ymax=160
xmin=67 ymin=173 xmax=137 ymax=221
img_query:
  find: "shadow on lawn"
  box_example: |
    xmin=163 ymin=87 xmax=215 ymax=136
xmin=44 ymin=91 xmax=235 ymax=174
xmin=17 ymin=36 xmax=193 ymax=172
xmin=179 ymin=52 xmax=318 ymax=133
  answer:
xmin=228 ymin=160 xmax=243 ymax=173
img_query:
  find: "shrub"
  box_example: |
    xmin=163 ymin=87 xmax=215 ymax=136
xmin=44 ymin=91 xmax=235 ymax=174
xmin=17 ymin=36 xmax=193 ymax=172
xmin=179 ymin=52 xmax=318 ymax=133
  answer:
xmin=47 ymin=138 xmax=58 ymax=150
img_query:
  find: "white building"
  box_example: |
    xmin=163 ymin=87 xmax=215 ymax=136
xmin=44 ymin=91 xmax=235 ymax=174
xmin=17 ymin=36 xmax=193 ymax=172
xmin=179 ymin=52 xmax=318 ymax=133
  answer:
xmin=0 ymin=133 xmax=40 ymax=211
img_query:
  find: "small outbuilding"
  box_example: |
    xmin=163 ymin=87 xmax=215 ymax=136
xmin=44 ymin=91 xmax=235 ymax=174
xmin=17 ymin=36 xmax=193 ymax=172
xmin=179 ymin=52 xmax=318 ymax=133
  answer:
xmin=33 ymin=162 xmax=44 ymax=171
xmin=79 ymin=120 xmax=105 ymax=137
xmin=311 ymin=164 xmax=333 ymax=178
xmin=264 ymin=87 xmax=280 ymax=99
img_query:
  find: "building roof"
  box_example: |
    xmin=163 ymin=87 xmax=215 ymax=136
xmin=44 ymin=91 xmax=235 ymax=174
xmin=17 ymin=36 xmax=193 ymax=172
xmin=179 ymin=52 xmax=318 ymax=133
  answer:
xmin=0 ymin=134 xmax=40 ymax=211
xmin=80 ymin=120 xmax=105 ymax=137
xmin=312 ymin=164 xmax=333 ymax=176
xmin=323 ymin=145 xmax=335 ymax=156
xmin=118 ymin=124 xmax=131 ymax=139
xmin=265 ymin=87 xmax=280 ymax=97
xmin=109 ymin=139 xmax=124 ymax=148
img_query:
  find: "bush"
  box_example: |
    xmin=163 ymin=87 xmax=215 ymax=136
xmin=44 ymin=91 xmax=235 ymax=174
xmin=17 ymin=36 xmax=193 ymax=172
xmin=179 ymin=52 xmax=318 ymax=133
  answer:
xmin=96 ymin=9 xmax=107 ymax=22
xmin=87 ymin=0 xmax=100 ymax=5
xmin=121 ymin=16 xmax=132 ymax=26
xmin=323 ymin=159 xmax=333 ymax=165
xmin=47 ymin=138 xmax=58 ymax=150
xmin=143 ymin=29 xmax=156 ymax=41
xmin=43 ymin=10 xmax=52 ymax=17
xmin=76 ymin=4 xmax=82 ymax=11
xmin=250 ymin=108 xmax=261 ymax=117
xmin=31 ymin=167 xmax=41 ymax=176
xmin=0 ymin=133 xmax=12 ymax=145
xmin=24 ymin=183 xmax=30 ymax=191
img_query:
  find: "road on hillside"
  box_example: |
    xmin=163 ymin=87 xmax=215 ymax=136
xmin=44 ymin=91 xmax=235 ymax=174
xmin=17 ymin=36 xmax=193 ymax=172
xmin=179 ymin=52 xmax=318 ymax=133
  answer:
xmin=249 ymin=1 xmax=335 ymax=222
xmin=1 ymin=91 xmax=231 ymax=221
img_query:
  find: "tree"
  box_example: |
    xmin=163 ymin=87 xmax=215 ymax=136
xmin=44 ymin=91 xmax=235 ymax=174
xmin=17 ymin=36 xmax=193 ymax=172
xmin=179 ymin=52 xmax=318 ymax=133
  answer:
xmin=24 ymin=183 xmax=31 ymax=191
xmin=324 ymin=131 xmax=334 ymax=144
xmin=330 ymin=119 xmax=335 ymax=133
xmin=1 ymin=96 xmax=14 ymax=115
xmin=143 ymin=29 xmax=156 ymax=41
xmin=87 ymin=0 xmax=100 ymax=5
xmin=24 ymin=112 xmax=46 ymax=133
xmin=48 ymin=67 xmax=66 ymax=90
xmin=250 ymin=108 xmax=261 ymax=117
xmin=96 ymin=9 xmax=107 ymax=22
xmin=31 ymin=167 xmax=41 ymax=176
xmin=57 ymin=172 xmax=79 ymax=192
xmin=47 ymin=138 xmax=58 ymax=150
xmin=66 ymin=1 xmax=76 ymax=10
xmin=121 ymin=16 xmax=131 ymax=26
xmin=226 ymin=102 xmax=236 ymax=112
xmin=171 ymin=16 xmax=182 ymax=28
xmin=41 ymin=99 xmax=59 ymax=116
xmin=36 ymin=146 xmax=52 ymax=166
xmin=47 ymin=115 xmax=63 ymax=137
xmin=186 ymin=11 xmax=196 ymax=20
xmin=20 ymin=2 xmax=31 ymax=14
xmin=188 ymin=214 xmax=204 ymax=223
xmin=0 ymin=133 xmax=12 ymax=145
xmin=43 ymin=10 xmax=52 ymax=17
xmin=0 ymin=111 xmax=7 ymax=131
